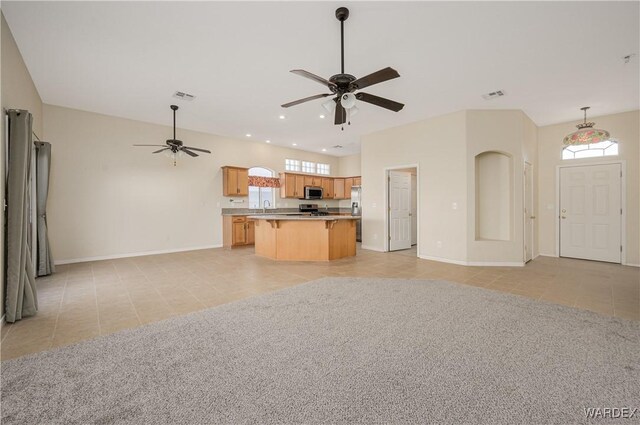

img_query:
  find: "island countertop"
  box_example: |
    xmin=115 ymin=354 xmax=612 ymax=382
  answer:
xmin=251 ymin=215 xmax=357 ymax=261
xmin=247 ymin=215 xmax=359 ymax=221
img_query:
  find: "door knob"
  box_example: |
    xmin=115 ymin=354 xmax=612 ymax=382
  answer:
xmin=530 ymin=216 xmax=536 ymax=219
xmin=561 ymin=216 xmax=566 ymax=219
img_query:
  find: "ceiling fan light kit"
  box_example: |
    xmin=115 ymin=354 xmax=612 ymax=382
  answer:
xmin=133 ymin=104 xmax=211 ymax=166
xmin=281 ymin=6 xmax=404 ymax=129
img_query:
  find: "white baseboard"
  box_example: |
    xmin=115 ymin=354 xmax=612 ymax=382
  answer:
xmin=54 ymin=244 xmax=224 ymax=265
xmin=418 ymin=254 xmax=524 ymax=267
xmin=360 ymin=245 xmax=385 ymax=252
xmin=538 ymin=253 xmax=638 ymax=267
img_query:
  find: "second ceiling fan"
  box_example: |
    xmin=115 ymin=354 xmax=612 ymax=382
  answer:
xmin=282 ymin=7 xmax=404 ymax=128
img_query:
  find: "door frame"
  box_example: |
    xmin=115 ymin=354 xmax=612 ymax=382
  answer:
xmin=384 ymin=164 xmax=420 ymax=253
xmin=523 ymin=161 xmax=534 ymax=263
xmin=555 ymin=159 xmax=626 ymax=264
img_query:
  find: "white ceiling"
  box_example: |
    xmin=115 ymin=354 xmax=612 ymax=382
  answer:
xmin=3 ymin=1 xmax=639 ymax=156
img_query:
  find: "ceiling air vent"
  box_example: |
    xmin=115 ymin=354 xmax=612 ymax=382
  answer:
xmin=332 ymin=145 xmax=343 ymax=149
xmin=173 ymin=91 xmax=196 ymax=101
xmin=482 ymin=90 xmax=505 ymax=100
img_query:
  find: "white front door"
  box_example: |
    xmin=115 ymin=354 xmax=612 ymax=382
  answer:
xmin=389 ymin=171 xmax=411 ymax=251
xmin=560 ymin=163 xmax=621 ymax=263
xmin=524 ymin=162 xmax=534 ymax=262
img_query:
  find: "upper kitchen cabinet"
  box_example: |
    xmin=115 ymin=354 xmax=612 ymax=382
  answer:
xmin=279 ymin=172 xmax=361 ymax=199
xmin=354 ymin=177 xmax=361 ymax=186
xmin=304 ymin=175 xmax=323 ymax=187
xmin=321 ymin=178 xmax=334 ymax=199
xmin=333 ymin=178 xmax=345 ymax=199
xmin=344 ymin=178 xmax=354 ymax=193
xmin=222 ymin=166 xmax=249 ymax=196
xmin=280 ymin=173 xmax=306 ymax=198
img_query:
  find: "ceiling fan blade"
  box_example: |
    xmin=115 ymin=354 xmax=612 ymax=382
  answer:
xmin=133 ymin=144 xmax=168 ymax=147
xmin=352 ymin=67 xmax=400 ymax=90
xmin=356 ymin=92 xmax=404 ymax=112
xmin=181 ymin=148 xmax=199 ymax=157
xmin=334 ymin=99 xmax=346 ymax=125
xmin=183 ymin=146 xmax=211 ymax=153
xmin=152 ymin=148 xmax=170 ymax=154
xmin=290 ymin=70 xmax=337 ymax=90
xmin=281 ymin=93 xmax=332 ymax=108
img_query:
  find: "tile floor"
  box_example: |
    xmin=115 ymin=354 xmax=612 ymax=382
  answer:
xmin=1 ymin=246 xmax=638 ymax=360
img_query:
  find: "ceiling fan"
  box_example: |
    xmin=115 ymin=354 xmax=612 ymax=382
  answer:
xmin=281 ymin=7 xmax=404 ymax=128
xmin=133 ymin=105 xmax=211 ymax=166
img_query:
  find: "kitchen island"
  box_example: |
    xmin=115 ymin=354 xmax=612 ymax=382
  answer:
xmin=248 ymin=215 xmax=358 ymax=261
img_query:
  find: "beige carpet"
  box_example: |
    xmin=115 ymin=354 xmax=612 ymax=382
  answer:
xmin=1 ymin=277 xmax=638 ymax=424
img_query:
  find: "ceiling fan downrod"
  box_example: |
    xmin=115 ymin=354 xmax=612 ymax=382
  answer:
xmin=171 ymin=104 xmax=178 ymax=141
xmin=336 ymin=7 xmax=349 ymax=74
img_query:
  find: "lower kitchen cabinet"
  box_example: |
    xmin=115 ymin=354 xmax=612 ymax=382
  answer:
xmin=223 ymin=216 xmax=255 ymax=248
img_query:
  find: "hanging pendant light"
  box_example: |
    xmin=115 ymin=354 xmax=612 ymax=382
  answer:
xmin=563 ymin=107 xmax=611 ymax=146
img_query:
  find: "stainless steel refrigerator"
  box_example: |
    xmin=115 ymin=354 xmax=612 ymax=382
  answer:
xmin=351 ymin=185 xmax=362 ymax=242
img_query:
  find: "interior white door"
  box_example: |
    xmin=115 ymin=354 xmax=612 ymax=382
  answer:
xmin=411 ymin=173 xmax=417 ymax=246
xmin=524 ymin=162 xmax=534 ymax=262
xmin=559 ymin=163 xmax=621 ymax=263
xmin=389 ymin=171 xmax=412 ymax=251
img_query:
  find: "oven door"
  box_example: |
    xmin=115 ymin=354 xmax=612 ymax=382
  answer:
xmin=304 ymin=186 xmax=323 ymax=200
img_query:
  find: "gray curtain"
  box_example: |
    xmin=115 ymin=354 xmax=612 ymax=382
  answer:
xmin=35 ymin=142 xmax=54 ymax=277
xmin=5 ymin=110 xmax=38 ymax=323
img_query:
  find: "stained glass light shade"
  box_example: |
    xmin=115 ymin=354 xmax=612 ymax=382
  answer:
xmin=563 ymin=107 xmax=611 ymax=146
xmin=563 ymin=126 xmax=611 ymax=146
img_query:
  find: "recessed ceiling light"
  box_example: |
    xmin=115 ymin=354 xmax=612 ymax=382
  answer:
xmin=322 ymin=148 xmax=327 ymax=152
xmin=292 ymin=143 xmax=297 ymax=146
xmin=279 ymin=115 xmax=286 ymax=119
xmin=246 ymin=133 xmax=252 ymax=137
xmin=265 ymin=140 xmax=271 ymax=143
xmin=319 ymin=114 xmax=325 ymax=119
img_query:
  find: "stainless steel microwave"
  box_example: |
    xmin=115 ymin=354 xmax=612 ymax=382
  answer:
xmin=304 ymin=186 xmax=323 ymax=200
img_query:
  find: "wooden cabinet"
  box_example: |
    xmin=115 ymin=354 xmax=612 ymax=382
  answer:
xmin=321 ymin=178 xmax=334 ymax=199
xmin=344 ymin=178 xmax=354 ymax=195
xmin=354 ymin=177 xmax=361 ymax=186
xmin=334 ymin=178 xmax=345 ymax=199
xmin=222 ymin=166 xmax=249 ymax=196
xmin=304 ymin=176 xmax=322 ymax=187
xmin=232 ymin=221 xmax=247 ymax=245
xmin=246 ymin=220 xmax=255 ymax=245
xmin=279 ymin=173 xmax=361 ymax=200
xmin=223 ymin=216 xmax=255 ymax=247
xmin=280 ymin=173 xmax=306 ymax=198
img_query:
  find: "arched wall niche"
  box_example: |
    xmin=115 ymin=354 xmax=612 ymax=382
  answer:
xmin=475 ymin=151 xmax=513 ymax=241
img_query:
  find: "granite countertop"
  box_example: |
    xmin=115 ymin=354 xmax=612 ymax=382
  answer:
xmin=247 ymin=215 xmax=360 ymax=221
xmin=222 ymin=208 xmax=353 ymax=217
xmin=224 ymin=212 xmax=308 ymax=217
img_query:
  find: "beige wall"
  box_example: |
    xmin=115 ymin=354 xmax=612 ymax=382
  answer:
xmin=338 ymin=154 xmax=361 ymax=177
xmin=537 ymin=110 xmax=639 ymax=265
xmin=465 ymin=110 xmax=536 ymax=265
xmin=362 ymin=110 xmax=539 ymax=266
xmin=1 ymin=12 xmax=44 ymax=318
xmin=361 ymin=111 xmax=468 ymax=260
xmin=43 ymin=104 xmax=344 ymax=263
